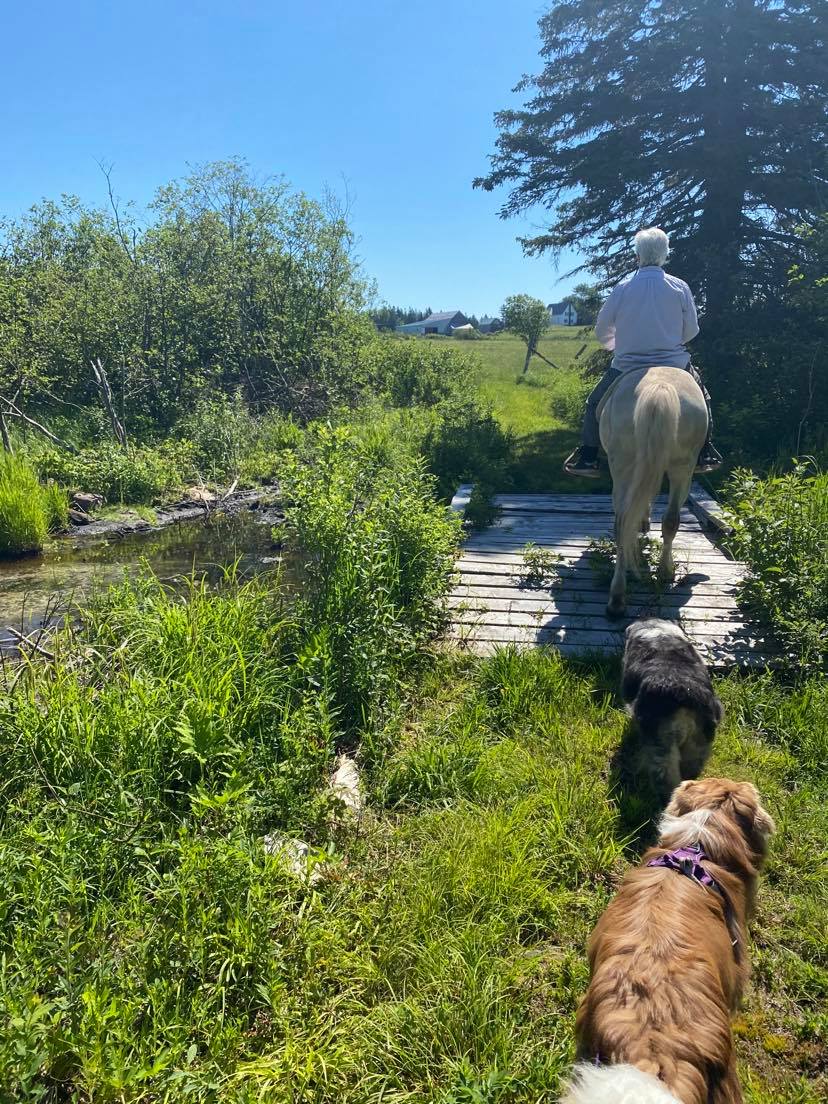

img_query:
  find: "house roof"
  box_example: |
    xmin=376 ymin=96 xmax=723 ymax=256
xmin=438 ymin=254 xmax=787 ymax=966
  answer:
xmin=547 ymin=301 xmax=573 ymax=313
xmin=423 ymin=310 xmax=464 ymax=323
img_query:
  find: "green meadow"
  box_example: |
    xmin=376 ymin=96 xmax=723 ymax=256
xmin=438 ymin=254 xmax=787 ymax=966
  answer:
xmin=463 ymin=328 xmax=609 ymax=493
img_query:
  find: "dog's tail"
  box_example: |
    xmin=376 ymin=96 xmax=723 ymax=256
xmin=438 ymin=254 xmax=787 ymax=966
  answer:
xmin=560 ymin=1063 xmax=682 ymax=1104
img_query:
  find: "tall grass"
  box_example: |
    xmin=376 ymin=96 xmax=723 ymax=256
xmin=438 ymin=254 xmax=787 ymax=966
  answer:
xmin=0 ymin=453 xmax=68 ymax=555
xmin=283 ymin=424 xmax=462 ymax=734
xmin=725 ymin=463 xmax=828 ymax=668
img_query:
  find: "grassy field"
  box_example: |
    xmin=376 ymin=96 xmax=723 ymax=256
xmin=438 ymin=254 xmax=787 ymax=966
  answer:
xmin=463 ymin=328 xmax=609 ymax=493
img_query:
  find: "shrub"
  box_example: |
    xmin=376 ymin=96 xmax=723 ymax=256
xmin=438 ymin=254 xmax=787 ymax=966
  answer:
xmin=360 ymin=335 xmax=472 ymax=407
xmin=550 ymin=372 xmax=592 ymax=427
xmin=283 ymin=425 xmax=462 ymax=732
xmin=0 ymin=455 xmax=68 ymax=555
xmin=422 ymin=396 xmax=516 ymax=501
xmin=724 ymin=463 xmax=828 ymax=668
xmin=35 ymin=441 xmax=196 ymax=503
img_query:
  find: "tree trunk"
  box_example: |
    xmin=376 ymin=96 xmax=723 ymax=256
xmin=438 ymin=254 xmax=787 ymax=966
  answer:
xmin=698 ymin=10 xmax=750 ymax=326
xmin=522 ymin=343 xmax=533 ymax=374
xmin=0 ymin=412 xmax=12 ymax=454
xmin=91 ymin=359 xmax=128 ymax=450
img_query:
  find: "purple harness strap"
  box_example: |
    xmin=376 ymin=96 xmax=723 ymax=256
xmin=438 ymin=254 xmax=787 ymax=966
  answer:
xmin=647 ymin=843 xmax=741 ymax=960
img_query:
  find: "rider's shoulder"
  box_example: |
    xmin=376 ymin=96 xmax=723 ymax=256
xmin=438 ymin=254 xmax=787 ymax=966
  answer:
xmin=662 ymin=271 xmax=693 ymax=295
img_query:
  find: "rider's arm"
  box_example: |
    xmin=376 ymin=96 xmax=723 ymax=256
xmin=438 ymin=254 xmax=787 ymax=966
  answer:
xmin=595 ymin=287 xmax=620 ymax=350
xmin=682 ymin=286 xmax=700 ymax=344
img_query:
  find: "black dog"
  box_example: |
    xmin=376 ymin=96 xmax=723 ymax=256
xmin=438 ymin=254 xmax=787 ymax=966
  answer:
xmin=621 ymin=619 xmax=723 ymax=799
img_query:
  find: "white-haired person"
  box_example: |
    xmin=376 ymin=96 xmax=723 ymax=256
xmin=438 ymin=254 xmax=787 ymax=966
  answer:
xmin=564 ymin=227 xmax=722 ymax=477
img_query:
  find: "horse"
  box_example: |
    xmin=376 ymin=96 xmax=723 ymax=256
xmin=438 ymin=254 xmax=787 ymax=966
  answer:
xmin=598 ymin=366 xmax=708 ymax=617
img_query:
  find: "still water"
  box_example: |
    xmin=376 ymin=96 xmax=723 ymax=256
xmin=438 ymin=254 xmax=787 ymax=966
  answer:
xmin=0 ymin=508 xmax=285 ymax=647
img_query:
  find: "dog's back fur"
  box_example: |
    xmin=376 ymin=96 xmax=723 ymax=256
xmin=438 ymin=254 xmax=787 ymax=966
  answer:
xmin=621 ymin=620 xmax=723 ymax=796
xmin=563 ymin=778 xmax=775 ymax=1104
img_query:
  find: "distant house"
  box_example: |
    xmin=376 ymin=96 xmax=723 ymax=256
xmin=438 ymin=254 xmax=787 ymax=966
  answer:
xmin=548 ymin=301 xmax=578 ymax=326
xmin=478 ymin=314 xmax=503 ymax=334
xmin=397 ymin=310 xmax=469 ymax=336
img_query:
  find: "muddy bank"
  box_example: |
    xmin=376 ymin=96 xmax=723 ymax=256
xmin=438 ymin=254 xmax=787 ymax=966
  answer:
xmin=66 ymin=486 xmax=283 ymax=544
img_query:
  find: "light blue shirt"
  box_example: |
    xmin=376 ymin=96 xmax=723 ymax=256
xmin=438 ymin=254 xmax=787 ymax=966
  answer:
xmin=595 ymin=266 xmax=699 ymax=373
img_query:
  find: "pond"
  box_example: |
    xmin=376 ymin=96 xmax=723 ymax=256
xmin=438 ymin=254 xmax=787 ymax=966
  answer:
xmin=0 ymin=506 xmax=286 ymax=649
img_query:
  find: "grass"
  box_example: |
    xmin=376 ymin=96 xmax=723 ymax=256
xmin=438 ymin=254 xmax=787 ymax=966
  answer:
xmin=0 ymin=454 xmax=68 ymax=555
xmin=459 ymin=329 xmax=606 ymax=494
xmin=1 ymin=625 xmax=824 ymax=1102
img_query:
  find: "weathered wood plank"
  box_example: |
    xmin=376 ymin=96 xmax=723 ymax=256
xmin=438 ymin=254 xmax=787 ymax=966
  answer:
xmin=450 ymin=483 xmax=474 ymax=512
xmin=453 ymin=638 xmax=774 ymax=667
xmin=448 ymin=594 xmax=744 ymax=619
xmin=451 ymin=606 xmax=764 ymax=637
xmin=457 ymin=561 xmax=746 ymax=581
xmin=459 ymin=544 xmax=729 ymax=564
xmin=689 ymin=482 xmax=733 ymax=535
xmin=448 ymin=489 xmax=763 ymax=667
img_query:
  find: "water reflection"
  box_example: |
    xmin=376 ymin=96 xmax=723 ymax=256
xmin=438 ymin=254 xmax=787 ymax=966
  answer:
xmin=0 ymin=508 xmax=285 ymax=645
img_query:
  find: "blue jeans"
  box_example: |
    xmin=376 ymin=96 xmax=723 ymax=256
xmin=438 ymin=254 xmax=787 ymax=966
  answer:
xmin=580 ymin=365 xmax=713 ymax=450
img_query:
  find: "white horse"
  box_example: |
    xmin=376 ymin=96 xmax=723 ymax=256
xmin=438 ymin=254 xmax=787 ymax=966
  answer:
xmin=598 ymin=366 xmax=708 ymax=617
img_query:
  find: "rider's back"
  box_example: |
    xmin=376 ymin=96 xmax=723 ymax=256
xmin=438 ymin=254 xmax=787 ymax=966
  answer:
xmin=595 ymin=267 xmax=699 ymax=374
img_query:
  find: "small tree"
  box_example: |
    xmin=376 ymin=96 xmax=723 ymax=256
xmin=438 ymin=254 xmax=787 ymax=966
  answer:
xmin=566 ymin=283 xmax=602 ymax=327
xmin=502 ymin=294 xmax=549 ymax=373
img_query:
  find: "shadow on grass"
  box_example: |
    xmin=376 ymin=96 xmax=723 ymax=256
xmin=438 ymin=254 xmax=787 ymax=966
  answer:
xmin=509 ymin=427 xmax=613 ymax=494
xmin=608 ymin=721 xmax=669 ymax=858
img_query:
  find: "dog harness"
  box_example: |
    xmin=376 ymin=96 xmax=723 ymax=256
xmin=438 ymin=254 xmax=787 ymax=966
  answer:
xmin=647 ymin=843 xmax=741 ymax=960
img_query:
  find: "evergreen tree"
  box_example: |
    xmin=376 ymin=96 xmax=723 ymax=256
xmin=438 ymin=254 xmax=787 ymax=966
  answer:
xmin=476 ymin=1 xmax=827 ymax=321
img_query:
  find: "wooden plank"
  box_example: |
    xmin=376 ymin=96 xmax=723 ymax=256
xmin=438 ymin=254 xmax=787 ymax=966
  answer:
xmin=450 ymin=483 xmax=474 ymax=512
xmin=456 ymin=562 xmax=746 ymax=582
xmin=460 ymin=545 xmax=728 ymax=565
xmin=450 ymin=607 xmax=764 ymax=638
xmin=689 ymin=482 xmax=733 ymax=535
xmin=475 ymin=516 xmax=703 ymax=533
xmin=447 ymin=595 xmax=744 ymax=619
xmin=452 ymin=638 xmax=774 ymax=666
xmin=449 ymin=622 xmax=772 ymax=656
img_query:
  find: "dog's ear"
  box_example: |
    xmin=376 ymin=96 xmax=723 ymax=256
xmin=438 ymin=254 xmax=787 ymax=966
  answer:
xmin=664 ymin=779 xmax=697 ymax=816
xmin=729 ymin=782 xmax=776 ymax=855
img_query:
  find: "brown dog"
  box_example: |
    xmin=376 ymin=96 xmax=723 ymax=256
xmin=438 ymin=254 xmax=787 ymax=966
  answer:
xmin=561 ymin=778 xmax=775 ymax=1104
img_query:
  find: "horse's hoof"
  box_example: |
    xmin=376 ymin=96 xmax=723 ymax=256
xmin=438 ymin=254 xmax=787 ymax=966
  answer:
xmin=606 ymin=599 xmax=626 ymax=619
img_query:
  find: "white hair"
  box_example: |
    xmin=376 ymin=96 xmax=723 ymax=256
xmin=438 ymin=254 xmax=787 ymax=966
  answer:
xmin=634 ymin=226 xmax=670 ymax=267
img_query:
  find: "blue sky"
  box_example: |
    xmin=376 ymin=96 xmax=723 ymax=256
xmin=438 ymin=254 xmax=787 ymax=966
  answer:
xmin=2 ymin=1 xmax=585 ymax=317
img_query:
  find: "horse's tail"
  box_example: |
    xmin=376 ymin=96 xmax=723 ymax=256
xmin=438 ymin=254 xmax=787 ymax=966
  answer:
xmin=619 ymin=380 xmax=680 ymax=571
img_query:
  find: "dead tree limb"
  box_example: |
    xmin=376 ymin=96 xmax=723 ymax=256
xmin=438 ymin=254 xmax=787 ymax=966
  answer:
xmin=91 ymin=359 xmax=128 ymax=450
xmin=0 ymin=412 xmax=12 ymax=454
xmin=532 ymin=349 xmax=562 ymax=371
xmin=0 ymin=397 xmax=77 ymax=453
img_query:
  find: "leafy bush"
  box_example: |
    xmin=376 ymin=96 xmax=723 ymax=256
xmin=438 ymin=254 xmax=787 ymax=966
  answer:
xmin=283 ymin=425 xmax=462 ymax=732
xmin=35 ymin=441 xmax=196 ymax=503
xmin=550 ymin=372 xmax=592 ymax=427
xmin=422 ymin=396 xmax=516 ymax=500
xmin=724 ymin=463 xmax=828 ymax=668
xmin=176 ymin=395 xmax=304 ymax=483
xmin=360 ymin=335 xmax=471 ymax=407
xmin=0 ymin=454 xmax=67 ymax=555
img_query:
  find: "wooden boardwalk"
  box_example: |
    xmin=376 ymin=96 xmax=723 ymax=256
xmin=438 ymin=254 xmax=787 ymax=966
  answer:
xmin=448 ymin=486 xmax=773 ymax=666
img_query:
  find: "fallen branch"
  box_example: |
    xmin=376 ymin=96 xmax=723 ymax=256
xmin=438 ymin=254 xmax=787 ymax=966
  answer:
xmin=4 ymin=626 xmax=55 ymax=661
xmin=0 ymin=397 xmax=78 ymax=453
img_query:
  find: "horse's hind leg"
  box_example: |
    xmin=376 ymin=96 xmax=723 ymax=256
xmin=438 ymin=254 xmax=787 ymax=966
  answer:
xmin=658 ymin=468 xmax=693 ymax=582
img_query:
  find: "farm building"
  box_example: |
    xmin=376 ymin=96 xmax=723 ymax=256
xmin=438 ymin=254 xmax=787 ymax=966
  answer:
xmin=548 ymin=301 xmax=578 ymax=325
xmin=478 ymin=315 xmax=503 ymax=333
xmin=397 ymin=310 xmax=470 ymax=336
